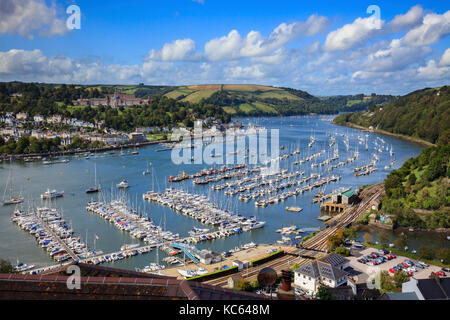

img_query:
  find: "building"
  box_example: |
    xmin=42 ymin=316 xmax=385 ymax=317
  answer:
xmin=294 ymin=253 xmax=350 ymax=295
xmin=0 ymin=262 xmax=267 ymax=300
xmin=129 ymin=132 xmax=147 ymax=143
xmin=15 ymin=113 xmax=28 ymax=120
xmin=401 ymin=276 xmax=450 ymax=300
xmin=72 ymin=93 xmax=149 ymax=108
xmin=33 ymin=115 xmax=44 ymax=123
xmin=321 ymin=188 xmax=359 ymax=214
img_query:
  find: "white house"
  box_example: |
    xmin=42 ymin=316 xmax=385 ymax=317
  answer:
xmin=294 ymin=253 xmax=349 ymax=296
xmin=33 ymin=115 xmax=44 ymax=123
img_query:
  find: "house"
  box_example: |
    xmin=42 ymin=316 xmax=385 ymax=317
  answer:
xmin=16 ymin=112 xmax=28 ymax=120
xmin=33 ymin=115 xmax=44 ymax=123
xmin=401 ymin=276 xmax=450 ymax=300
xmin=293 ymin=253 xmax=349 ymax=295
xmin=128 ymin=132 xmax=147 ymax=143
xmin=46 ymin=115 xmax=62 ymax=124
xmin=331 ymin=188 xmax=358 ymax=205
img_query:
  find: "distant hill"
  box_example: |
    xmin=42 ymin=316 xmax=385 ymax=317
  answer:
xmin=334 ymin=86 xmax=450 ymax=145
xmin=160 ymin=84 xmax=394 ymax=117
xmin=0 ymin=81 xmax=395 ymax=120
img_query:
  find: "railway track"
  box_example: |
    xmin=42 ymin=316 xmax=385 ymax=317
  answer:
xmin=302 ymin=183 xmax=385 ymax=252
xmin=204 ymin=184 xmax=385 ymax=287
xmin=205 ymin=253 xmax=312 ymax=287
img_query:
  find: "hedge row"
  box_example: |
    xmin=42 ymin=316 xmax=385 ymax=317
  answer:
xmin=250 ymin=250 xmax=284 ymax=267
xmin=187 ymin=266 xmax=239 ymax=282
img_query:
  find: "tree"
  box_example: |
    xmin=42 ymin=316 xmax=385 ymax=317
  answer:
xmin=363 ymin=232 xmax=373 ymax=244
xmin=316 ymin=285 xmax=332 ymax=300
xmin=394 ymin=234 xmax=408 ymax=250
xmin=378 ymin=231 xmax=390 ymax=247
xmin=418 ymin=246 xmax=435 ymax=260
xmin=335 ymin=245 xmax=350 ymax=257
xmin=435 ymin=248 xmax=450 ymax=264
xmin=0 ymin=258 xmax=13 ymax=273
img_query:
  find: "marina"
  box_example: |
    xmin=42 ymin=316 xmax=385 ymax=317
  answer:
xmin=0 ymin=115 xmax=432 ymax=274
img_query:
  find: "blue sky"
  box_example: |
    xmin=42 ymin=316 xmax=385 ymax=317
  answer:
xmin=0 ymin=0 xmax=449 ymax=95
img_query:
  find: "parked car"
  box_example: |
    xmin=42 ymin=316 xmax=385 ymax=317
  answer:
xmin=379 ymin=249 xmax=390 ymax=255
xmin=442 ymin=267 xmax=450 ymax=273
xmin=389 ymin=267 xmax=398 ymax=274
xmin=418 ymin=261 xmax=429 ymax=267
xmin=432 ymin=271 xmax=445 ymax=277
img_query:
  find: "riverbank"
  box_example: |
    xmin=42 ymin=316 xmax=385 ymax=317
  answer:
xmin=0 ymin=139 xmax=170 ymax=162
xmin=334 ymin=122 xmax=435 ymax=147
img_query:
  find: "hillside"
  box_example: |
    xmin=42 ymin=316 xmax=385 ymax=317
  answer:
xmin=334 ymin=86 xmax=450 ymax=145
xmin=380 ymin=143 xmax=450 ymax=229
xmin=161 ymin=84 xmax=394 ymax=116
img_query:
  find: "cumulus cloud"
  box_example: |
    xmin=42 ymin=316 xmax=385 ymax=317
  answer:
xmin=323 ymin=16 xmax=384 ymax=51
xmin=362 ymin=39 xmax=431 ymax=72
xmin=147 ymin=38 xmax=201 ymax=61
xmin=0 ymin=0 xmax=67 ymax=39
xmin=204 ymin=14 xmax=330 ymax=61
xmin=439 ymin=48 xmax=450 ymax=66
xmin=400 ymin=11 xmax=450 ymax=46
xmin=388 ymin=5 xmax=424 ymax=32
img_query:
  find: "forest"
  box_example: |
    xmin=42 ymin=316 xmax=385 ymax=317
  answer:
xmin=333 ymin=86 xmax=450 ymax=145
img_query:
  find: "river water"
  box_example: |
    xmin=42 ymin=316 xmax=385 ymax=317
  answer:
xmin=1 ymin=115 xmax=442 ymax=271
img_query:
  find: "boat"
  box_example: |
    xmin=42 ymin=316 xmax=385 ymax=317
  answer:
xmin=121 ymin=243 xmax=140 ymax=251
xmin=116 ymin=180 xmax=130 ymax=189
xmin=178 ymin=269 xmax=197 ymax=278
xmin=14 ymin=262 xmax=35 ymax=272
xmin=86 ymin=163 xmax=101 ymax=193
xmin=286 ymin=206 xmax=303 ymax=212
xmin=2 ymin=157 xmax=24 ymax=205
xmin=40 ymin=189 xmax=64 ymax=199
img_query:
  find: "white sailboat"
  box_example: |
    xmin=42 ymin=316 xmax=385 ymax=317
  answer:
xmin=3 ymin=157 xmax=24 ymax=205
xmin=86 ymin=163 xmax=101 ymax=193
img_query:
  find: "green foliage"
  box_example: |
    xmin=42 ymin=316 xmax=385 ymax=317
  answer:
xmin=334 ymin=86 xmax=450 ymax=144
xmin=335 ymin=245 xmax=350 ymax=257
xmin=435 ymin=248 xmax=450 ymax=264
xmin=0 ymin=258 xmax=13 ymax=273
xmin=418 ymin=246 xmax=435 ymax=260
xmin=316 ymin=285 xmax=333 ymax=300
xmin=379 ymin=270 xmax=409 ymax=293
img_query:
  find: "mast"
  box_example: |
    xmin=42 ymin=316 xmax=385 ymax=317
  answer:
xmin=9 ymin=156 xmax=13 ymax=200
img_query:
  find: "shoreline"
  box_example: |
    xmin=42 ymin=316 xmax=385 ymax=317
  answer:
xmin=334 ymin=121 xmax=435 ymax=147
xmin=0 ymin=139 xmax=170 ymax=162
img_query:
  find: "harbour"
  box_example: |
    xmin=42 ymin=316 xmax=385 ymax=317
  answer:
xmin=1 ymin=115 xmax=437 ymax=276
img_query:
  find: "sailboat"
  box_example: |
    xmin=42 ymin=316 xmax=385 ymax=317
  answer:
xmin=3 ymin=157 xmax=24 ymax=205
xmin=142 ymin=162 xmax=151 ymax=175
xmin=86 ymin=163 xmax=101 ymax=193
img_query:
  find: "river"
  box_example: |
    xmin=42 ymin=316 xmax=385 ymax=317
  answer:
xmin=1 ymin=115 xmax=439 ymax=271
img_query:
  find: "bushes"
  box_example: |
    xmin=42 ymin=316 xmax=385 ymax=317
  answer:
xmin=250 ymin=250 xmax=284 ymax=267
xmin=187 ymin=266 xmax=238 ymax=282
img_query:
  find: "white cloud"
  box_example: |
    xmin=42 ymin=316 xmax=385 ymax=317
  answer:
xmin=362 ymin=39 xmax=431 ymax=72
xmin=0 ymin=0 xmax=67 ymax=39
xmin=388 ymin=5 xmax=424 ymax=32
xmin=204 ymin=14 xmax=330 ymax=61
xmin=401 ymin=11 xmax=450 ymax=46
xmin=439 ymin=48 xmax=450 ymax=66
xmin=147 ymin=38 xmax=201 ymax=61
xmin=323 ymin=16 xmax=384 ymax=51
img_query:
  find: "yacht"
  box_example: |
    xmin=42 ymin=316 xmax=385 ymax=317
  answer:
xmin=3 ymin=157 xmax=24 ymax=205
xmin=86 ymin=163 xmax=101 ymax=193
xmin=116 ymin=180 xmax=130 ymax=189
xmin=14 ymin=262 xmax=35 ymax=272
xmin=40 ymin=189 xmax=64 ymax=199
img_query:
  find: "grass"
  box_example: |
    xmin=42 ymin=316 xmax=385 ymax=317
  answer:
xmin=181 ymin=89 xmax=218 ymax=103
xmin=252 ymin=101 xmax=278 ymax=114
xmin=222 ymin=106 xmax=237 ymax=114
xmin=346 ymin=99 xmax=363 ymax=107
xmin=238 ymin=103 xmax=256 ymax=114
